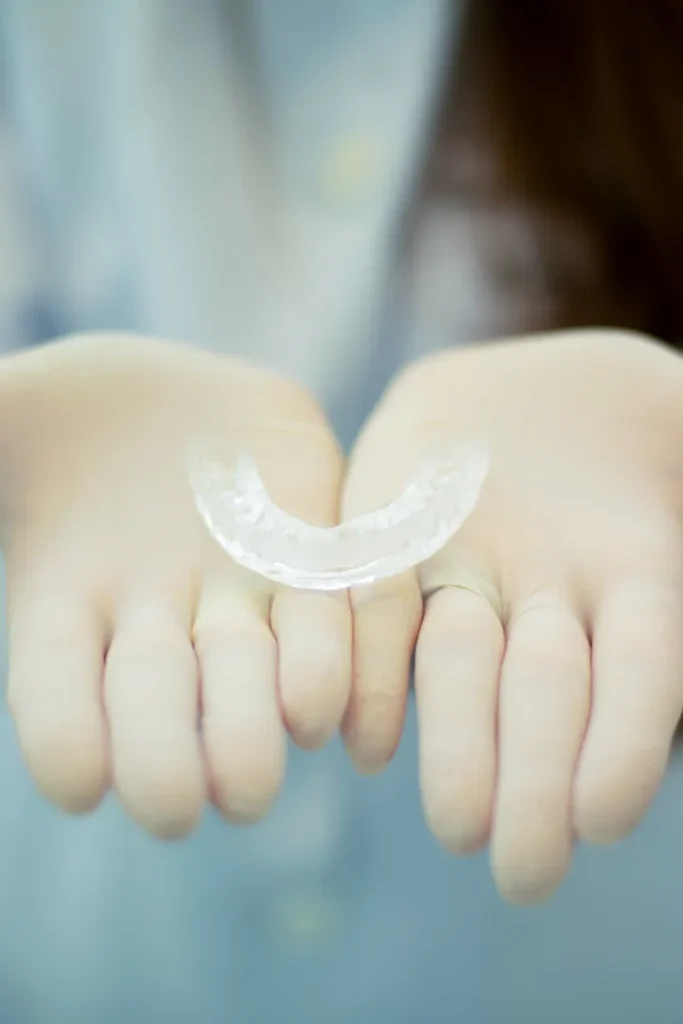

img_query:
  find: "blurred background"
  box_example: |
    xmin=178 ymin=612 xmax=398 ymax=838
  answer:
xmin=0 ymin=1 xmax=681 ymax=1021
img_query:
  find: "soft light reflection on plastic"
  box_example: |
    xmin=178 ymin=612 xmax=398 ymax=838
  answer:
xmin=188 ymin=439 xmax=489 ymax=590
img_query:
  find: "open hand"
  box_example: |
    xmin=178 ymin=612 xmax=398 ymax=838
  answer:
xmin=342 ymin=330 xmax=683 ymax=903
xmin=1 ymin=333 xmax=350 ymax=837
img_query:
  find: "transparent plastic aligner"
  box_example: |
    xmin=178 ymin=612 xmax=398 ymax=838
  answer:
xmin=187 ymin=438 xmax=489 ymax=590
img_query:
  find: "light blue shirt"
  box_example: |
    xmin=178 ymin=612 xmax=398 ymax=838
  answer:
xmin=0 ymin=3 xmax=681 ymax=1022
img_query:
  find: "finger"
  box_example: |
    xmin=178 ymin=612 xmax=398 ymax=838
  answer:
xmin=491 ymin=599 xmax=590 ymax=905
xmin=416 ymin=586 xmax=504 ymax=854
xmin=105 ymin=598 xmax=204 ymax=838
xmin=268 ymin=431 xmax=351 ymax=750
xmin=574 ymin=581 xmax=683 ymax=844
xmin=340 ymin=428 xmax=424 ymax=772
xmin=342 ymin=573 xmax=422 ymax=772
xmin=7 ymin=595 xmax=109 ymax=814
xmin=271 ymin=588 xmax=351 ymax=749
xmin=193 ymin=586 xmax=285 ymax=822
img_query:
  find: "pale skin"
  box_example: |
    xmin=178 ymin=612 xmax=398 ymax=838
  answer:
xmin=2 ymin=328 xmax=683 ymax=905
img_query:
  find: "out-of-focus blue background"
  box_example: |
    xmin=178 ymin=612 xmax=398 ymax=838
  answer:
xmin=0 ymin=2 xmax=682 ymax=1022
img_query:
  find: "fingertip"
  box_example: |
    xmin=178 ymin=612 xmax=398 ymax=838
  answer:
xmin=577 ymin=581 xmax=683 ymax=846
xmin=342 ymin=687 xmax=406 ymax=774
xmin=491 ymin=824 xmax=573 ymax=906
xmin=493 ymin=865 xmax=567 ymax=908
xmin=491 ymin=781 xmax=575 ymax=906
xmin=15 ymin=707 xmax=109 ymax=815
xmin=114 ymin=724 xmax=206 ymax=839
xmin=7 ymin=602 xmax=110 ymax=817
xmin=272 ymin=590 xmax=352 ymax=750
xmin=105 ymin=605 xmax=206 ymax=838
xmin=573 ymin=742 xmax=669 ymax=846
xmin=415 ymin=586 xmax=502 ymax=859
xmin=206 ymin=715 xmax=287 ymax=824
xmin=343 ymin=576 xmax=421 ymax=771
xmin=196 ymin=592 xmax=287 ymax=822
xmin=423 ymin=797 xmax=490 ymax=857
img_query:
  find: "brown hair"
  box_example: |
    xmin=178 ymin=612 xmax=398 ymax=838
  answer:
xmin=420 ymin=0 xmax=683 ymax=344
xmin=417 ymin=0 xmax=683 ymax=735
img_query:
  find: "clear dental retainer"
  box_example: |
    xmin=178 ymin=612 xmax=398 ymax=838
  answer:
xmin=188 ymin=438 xmax=489 ymax=591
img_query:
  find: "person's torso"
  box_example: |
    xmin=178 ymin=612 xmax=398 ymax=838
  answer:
xmin=0 ymin=6 xmax=682 ymax=1024
xmin=0 ymin=0 xmax=452 ymax=423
